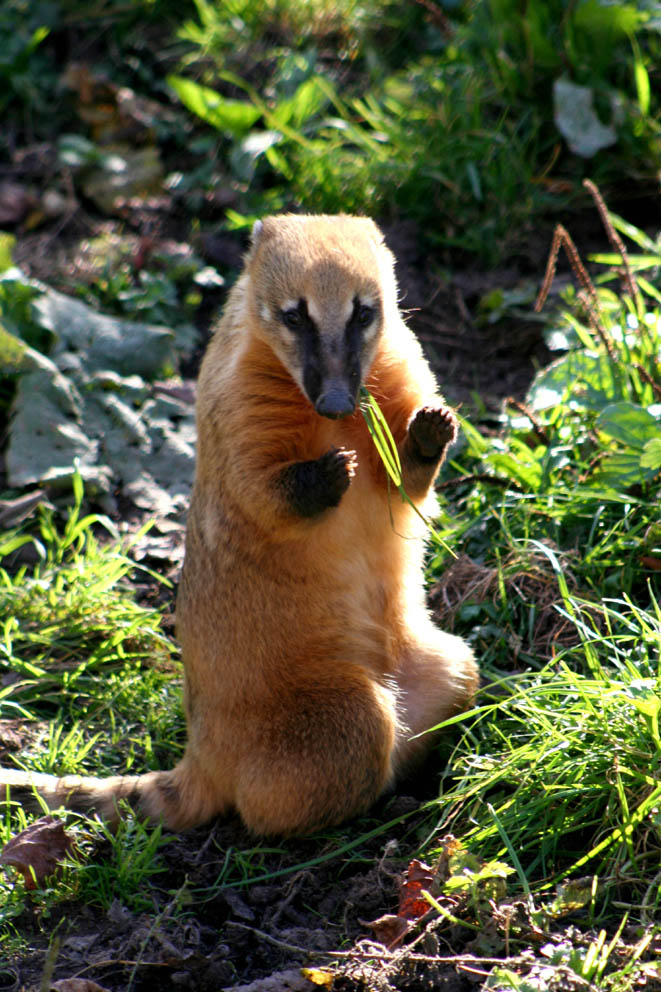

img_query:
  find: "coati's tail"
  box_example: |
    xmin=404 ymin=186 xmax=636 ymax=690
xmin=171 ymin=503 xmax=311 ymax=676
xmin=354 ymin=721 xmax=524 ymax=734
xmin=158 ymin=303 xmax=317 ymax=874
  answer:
xmin=0 ymin=757 xmax=220 ymax=831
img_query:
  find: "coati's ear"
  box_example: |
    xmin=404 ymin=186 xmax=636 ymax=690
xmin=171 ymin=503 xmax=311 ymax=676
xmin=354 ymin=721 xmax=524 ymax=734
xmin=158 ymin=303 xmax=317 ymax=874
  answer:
xmin=251 ymin=216 xmax=281 ymax=246
xmin=247 ymin=217 xmax=276 ymax=263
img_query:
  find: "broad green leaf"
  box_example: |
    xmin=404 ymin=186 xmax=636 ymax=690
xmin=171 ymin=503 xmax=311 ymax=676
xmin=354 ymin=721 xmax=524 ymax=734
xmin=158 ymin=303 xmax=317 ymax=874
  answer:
xmin=618 ymin=682 xmax=661 ymax=719
xmin=545 ymin=878 xmax=593 ymax=920
xmin=489 ymin=451 xmax=542 ymax=490
xmin=230 ymin=130 xmax=282 ymax=182
xmin=271 ymin=77 xmax=328 ymax=129
xmin=167 ymin=75 xmax=261 ymax=136
xmin=591 ymin=451 xmax=648 ymax=488
xmin=596 ymin=402 xmax=659 ymax=451
xmin=573 ymin=0 xmax=642 ymax=39
xmin=527 ymin=351 xmax=618 ymax=412
xmin=58 ymin=134 xmax=101 ymax=168
xmin=641 ymin=437 xmax=661 ymax=471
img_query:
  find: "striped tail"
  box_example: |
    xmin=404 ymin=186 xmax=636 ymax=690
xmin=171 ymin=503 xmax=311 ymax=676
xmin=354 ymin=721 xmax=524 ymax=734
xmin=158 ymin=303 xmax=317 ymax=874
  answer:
xmin=0 ymin=758 xmax=222 ymax=831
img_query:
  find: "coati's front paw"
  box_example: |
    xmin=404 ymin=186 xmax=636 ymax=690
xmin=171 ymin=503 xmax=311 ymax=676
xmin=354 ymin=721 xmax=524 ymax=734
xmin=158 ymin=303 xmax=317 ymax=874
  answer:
xmin=279 ymin=447 xmax=357 ymax=518
xmin=407 ymin=406 xmax=458 ymax=462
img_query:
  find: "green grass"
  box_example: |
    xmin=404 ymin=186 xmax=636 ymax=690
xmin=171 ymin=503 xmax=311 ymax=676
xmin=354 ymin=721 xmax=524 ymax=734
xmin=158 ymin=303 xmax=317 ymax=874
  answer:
xmin=3 ymin=202 xmax=657 ymax=991
xmin=0 ymin=477 xmax=184 ymax=932
xmin=408 ymin=209 xmax=661 ymax=977
xmin=433 ymin=593 xmax=660 ymax=895
xmin=168 ymin=0 xmax=661 ymax=261
xmin=0 ymin=474 xmax=184 ymax=778
xmin=5 ymin=0 xmax=660 ymax=262
xmin=1 ymin=2 xmax=660 ymax=981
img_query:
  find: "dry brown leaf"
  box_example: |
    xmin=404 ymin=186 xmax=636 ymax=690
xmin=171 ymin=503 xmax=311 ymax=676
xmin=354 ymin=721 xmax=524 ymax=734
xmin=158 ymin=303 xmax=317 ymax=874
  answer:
xmin=365 ymin=858 xmax=439 ymax=949
xmin=398 ymin=858 xmax=436 ymax=921
xmin=363 ymin=912 xmax=411 ymax=949
xmin=300 ymin=967 xmax=334 ymax=988
xmin=0 ymin=815 xmax=75 ymax=890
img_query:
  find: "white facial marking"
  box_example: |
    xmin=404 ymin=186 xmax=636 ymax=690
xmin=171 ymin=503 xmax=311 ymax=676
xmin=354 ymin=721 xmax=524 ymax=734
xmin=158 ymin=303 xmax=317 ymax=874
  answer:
xmin=306 ymin=298 xmax=322 ymax=325
xmin=358 ymin=296 xmax=379 ymax=338
xmin=341 ymin=297 xmax=354 ymax=323
xmin=282 ymin=298 xmax=298 ymax=313
xmin=260 ymin=304 xmax=271 ymax=323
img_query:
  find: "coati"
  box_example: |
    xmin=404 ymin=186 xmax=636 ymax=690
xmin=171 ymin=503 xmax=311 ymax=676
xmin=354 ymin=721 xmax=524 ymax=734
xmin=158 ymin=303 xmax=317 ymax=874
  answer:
xmin=0 ymin=214 xmax=478 ymax=836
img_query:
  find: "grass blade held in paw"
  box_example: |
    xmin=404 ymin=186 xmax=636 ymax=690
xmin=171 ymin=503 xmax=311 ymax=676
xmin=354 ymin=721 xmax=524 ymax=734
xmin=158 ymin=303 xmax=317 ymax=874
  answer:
xmin=359 ymin=387 xmax=401 ymax=487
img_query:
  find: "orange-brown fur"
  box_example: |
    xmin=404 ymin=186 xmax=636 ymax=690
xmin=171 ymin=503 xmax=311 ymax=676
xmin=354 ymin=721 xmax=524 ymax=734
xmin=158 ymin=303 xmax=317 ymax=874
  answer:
xmin=0 ymin=215 xmax=478 ymax=835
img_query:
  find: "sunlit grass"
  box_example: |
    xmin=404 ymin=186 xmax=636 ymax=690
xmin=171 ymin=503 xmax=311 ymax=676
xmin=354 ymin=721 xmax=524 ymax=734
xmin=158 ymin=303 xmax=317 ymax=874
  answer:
xmin=0 ymin=476 xmax=184 ymax=776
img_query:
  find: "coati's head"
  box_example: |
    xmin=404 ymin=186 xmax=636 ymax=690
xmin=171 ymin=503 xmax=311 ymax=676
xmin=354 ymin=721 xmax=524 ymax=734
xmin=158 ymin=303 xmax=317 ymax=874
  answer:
xmin=246 ymin=214 xmax=397 ymax=419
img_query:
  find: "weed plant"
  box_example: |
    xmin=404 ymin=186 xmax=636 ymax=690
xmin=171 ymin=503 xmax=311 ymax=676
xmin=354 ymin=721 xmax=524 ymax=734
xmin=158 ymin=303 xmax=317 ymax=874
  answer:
xmin=170 ymin=0 xmax=661 ymax=261
xmin=421 ymin=201 xmax=661 ymax=935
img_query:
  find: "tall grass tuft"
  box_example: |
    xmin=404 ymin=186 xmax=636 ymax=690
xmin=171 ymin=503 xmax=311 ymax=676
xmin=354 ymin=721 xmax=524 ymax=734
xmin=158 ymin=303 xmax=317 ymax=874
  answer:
xmin=421 ymin=199 xmax=661 ymax=921
xmin=0 ymin=476 xmax=183 ymax=777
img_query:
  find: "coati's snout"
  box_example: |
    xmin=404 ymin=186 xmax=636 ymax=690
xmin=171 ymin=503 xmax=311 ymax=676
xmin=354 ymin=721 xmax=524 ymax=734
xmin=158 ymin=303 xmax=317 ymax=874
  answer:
xmin=314 ymin=384 xmax=356 ymax=420
xmin=294 ymin=296 xmax=372 ymax=419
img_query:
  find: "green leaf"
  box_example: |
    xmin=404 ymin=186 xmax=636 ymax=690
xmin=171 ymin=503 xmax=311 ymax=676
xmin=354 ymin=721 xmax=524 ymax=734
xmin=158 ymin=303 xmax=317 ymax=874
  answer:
xmin=596 ymin=402 xmax=659 ymax=451
xmin=619 ymin=682 xmax=661 ymax=719
xmin=591 ymin=451 xmax=648 ymax=488
xmin=527 ymin=351 xmax=620 ymax=412
xmin=0 ymin=232 xmax=15 ymax=273
xmin=640 ymin=437 xmax=661 ymax=471
xmin=167 ymin=75 xmax=261 ymax=136
xmin=58 ymin=134 xmax=101 ymax=168
xmin=489 ymin=451 xmax=542 ymax=490
xmin=633 ymin=46 xmax=651 ymax=117
xmin=0 ymin=322 xmax=28 ymax=372
xmin=545 ymin=878 xmax=594 ymax=920
xmin=230 ymin=130 xmax=283 ymax=182
xmin=271 ymin=77 xmax=328 ymax=129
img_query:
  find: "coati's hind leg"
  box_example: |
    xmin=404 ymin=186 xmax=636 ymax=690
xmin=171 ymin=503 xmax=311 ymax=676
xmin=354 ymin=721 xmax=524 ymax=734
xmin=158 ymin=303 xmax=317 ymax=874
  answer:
xmin=135 ymin=752 xmax=228 ymax=830
xmin=393 ymin=626 xmax=478 ymax=774
xmin=234 ymin=668 xmax=397 ymax=836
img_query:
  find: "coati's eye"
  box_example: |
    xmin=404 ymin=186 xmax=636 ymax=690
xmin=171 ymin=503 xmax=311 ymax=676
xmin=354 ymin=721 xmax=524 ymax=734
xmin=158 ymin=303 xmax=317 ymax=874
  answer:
xmin=357 ymin=305 xmax=374 ymax=326
xmin=282 ymin=308 xmax=303 ymax=330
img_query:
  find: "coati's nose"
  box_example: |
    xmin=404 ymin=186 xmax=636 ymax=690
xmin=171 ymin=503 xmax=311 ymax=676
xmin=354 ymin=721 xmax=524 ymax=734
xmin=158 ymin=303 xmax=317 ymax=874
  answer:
xmin=315 ymin=385 xmax=356 ymax=419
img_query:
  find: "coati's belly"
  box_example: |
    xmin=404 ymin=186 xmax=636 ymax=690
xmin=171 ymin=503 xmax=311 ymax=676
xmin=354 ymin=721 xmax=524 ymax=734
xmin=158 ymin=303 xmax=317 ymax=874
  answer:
xmin=178 ymin=482 xmax=414 ymax=683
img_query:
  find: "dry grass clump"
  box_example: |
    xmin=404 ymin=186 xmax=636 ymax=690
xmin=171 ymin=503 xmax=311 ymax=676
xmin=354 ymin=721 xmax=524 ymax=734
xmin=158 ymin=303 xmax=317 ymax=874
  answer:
xmin=429 ymin=546 xmax=603 ymax=663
